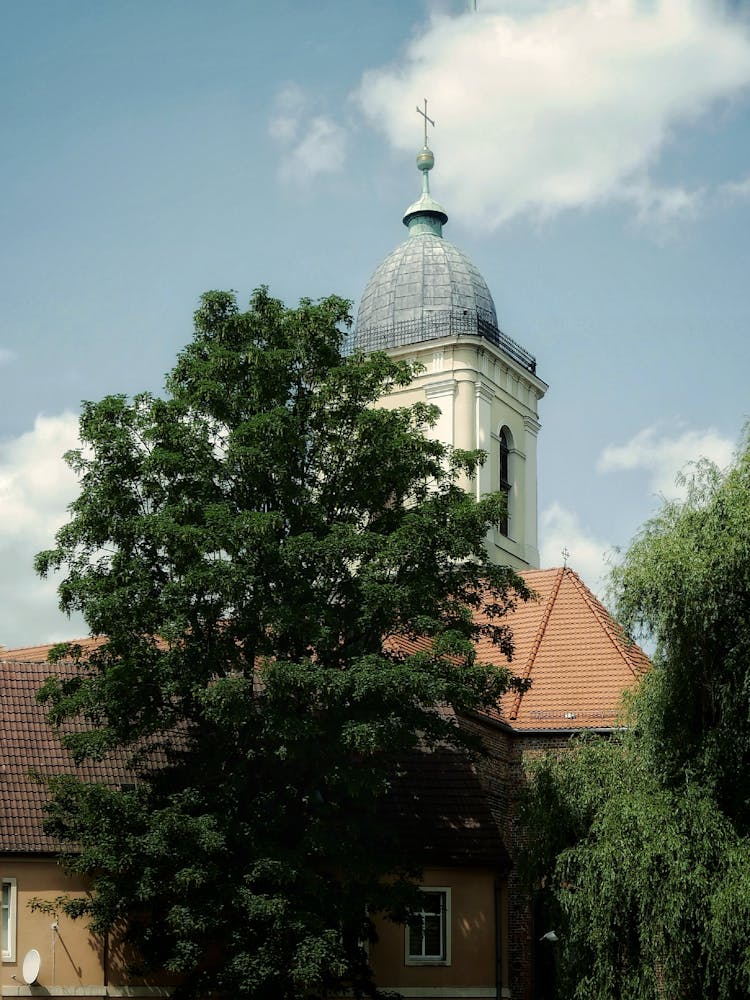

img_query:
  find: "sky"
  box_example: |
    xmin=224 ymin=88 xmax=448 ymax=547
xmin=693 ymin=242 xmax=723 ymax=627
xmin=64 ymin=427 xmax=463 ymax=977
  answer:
xmin=1 ymin=0 xmax=749 ymax=649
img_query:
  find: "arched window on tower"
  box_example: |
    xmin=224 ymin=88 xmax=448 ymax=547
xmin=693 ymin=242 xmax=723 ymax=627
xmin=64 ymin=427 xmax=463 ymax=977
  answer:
xmin=499 ymin=427 xmax=512 ymax=537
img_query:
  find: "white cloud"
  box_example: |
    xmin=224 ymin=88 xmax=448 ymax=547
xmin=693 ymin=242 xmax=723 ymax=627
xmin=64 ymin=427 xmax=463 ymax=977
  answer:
xmin=626 ymin=180 xmax=704 ymax=226
xmin=0 ymin=413 xmax=87 ymax=650
xmin=0 ymin=413 xmax=80 ymax=541
xmin=268 ymin=82 xmax=346 ymax=181
xmin=598 ymin=424 xmax=735 ymax=499
xmin=293 ymin=117 xmax=347 ymax=178
xmin=267 ymin=82 xmax=307 ymax=143
xmin=720 ymin=173 xmax=750 ymax=200
xmin=356 ymin=0 xmax=750 ymax=228
xmin=540 ymin=501 xmax=612 ymax=596
xmin=0 ymin=348 xmax=16 ymax=366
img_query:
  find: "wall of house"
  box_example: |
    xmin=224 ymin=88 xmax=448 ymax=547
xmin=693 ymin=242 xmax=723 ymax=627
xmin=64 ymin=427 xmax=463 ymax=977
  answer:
xmin=5 ymin=857 xmax=507 ymax=1000
xmin=1 ymin=857 xmax=171 ymax=999
xmin=1 ymin=858 xmax=104 ymax=994
xmin=369 ymin=864 xmax=509 ymax=1000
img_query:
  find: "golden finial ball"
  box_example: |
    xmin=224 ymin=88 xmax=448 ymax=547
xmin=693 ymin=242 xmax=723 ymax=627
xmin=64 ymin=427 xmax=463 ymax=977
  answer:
xmin=416 ymin=147 xmax=435 ymax=172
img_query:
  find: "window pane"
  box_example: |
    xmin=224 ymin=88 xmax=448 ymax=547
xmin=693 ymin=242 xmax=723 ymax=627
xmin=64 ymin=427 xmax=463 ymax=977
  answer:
xmin=1 ymin=883 xmax=9 ymax=954
xmin=408 ymin=919 xmax=423 ymax=956
xmin=423 ymin=893 xmax=442 ymax=915
xmin=424 ymin=913 xmax=443 ymax=956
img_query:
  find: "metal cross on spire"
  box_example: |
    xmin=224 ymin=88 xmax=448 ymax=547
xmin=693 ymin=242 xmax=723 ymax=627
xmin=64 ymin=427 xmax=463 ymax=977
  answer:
xmin=416 ymin=98 xmax=435 ymax=148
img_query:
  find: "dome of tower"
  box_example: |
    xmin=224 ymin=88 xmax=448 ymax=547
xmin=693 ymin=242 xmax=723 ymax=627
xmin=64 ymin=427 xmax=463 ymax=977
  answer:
xmin=355 ymin=131 xmax=536 ymax=373
xmin=355 ymin=232 xmax=499 ymax=353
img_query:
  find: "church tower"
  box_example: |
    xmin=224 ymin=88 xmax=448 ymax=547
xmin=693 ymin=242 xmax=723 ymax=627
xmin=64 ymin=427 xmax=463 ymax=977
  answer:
xmin=355 ymin=108 xmax=547 ymax=570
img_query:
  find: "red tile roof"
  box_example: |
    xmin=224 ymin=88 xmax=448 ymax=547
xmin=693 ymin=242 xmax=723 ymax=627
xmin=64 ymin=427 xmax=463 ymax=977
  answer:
xmin=0 ymin=660 xmax=129 ymax=854
xmin=0 ymin=568 xmax=648 ymax=853
xmin=2 ymin=636 xmax=106 ymax=662
xmin=3 ymin=569 xmax=648 ymax=734
xmin=0 ymin=659 xmax=507 ymax=864
xmin=493 ymin=567 xmax=649 ymax=731
xmin=382 ymin=568 xmax=648 ymax=732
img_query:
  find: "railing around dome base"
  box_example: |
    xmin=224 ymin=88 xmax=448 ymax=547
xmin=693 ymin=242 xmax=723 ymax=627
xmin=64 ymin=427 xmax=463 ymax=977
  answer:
xmin=354 ymin=311 xmax=537 ymax=374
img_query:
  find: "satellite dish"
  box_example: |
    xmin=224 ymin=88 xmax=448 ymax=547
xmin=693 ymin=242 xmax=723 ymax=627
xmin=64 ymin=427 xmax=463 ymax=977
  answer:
xmin=22 ymin=948 xmax=41 ymax=985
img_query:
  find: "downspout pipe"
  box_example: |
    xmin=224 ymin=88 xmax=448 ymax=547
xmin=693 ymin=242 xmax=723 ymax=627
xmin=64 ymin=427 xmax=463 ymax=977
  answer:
xmin=495 ymin=877 xmax=503 ymax=1000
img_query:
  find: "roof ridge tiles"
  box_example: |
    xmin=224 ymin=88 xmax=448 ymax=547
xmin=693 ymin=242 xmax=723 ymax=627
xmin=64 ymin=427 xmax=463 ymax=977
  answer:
xmin=1 ymin=636 xmax=105 ymax=663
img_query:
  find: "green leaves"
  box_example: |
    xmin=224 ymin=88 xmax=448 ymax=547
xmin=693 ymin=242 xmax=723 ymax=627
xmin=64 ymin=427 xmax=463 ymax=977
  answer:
xmin=37 ymin=287 xmax=527 ymax=999
xmin=522 ymin=429 xmax=750 ymax=1000
xmin=522 ymin=735 xmax=750 ymax=1000
xmin=611 ymin=430 xmax=750 ymax=825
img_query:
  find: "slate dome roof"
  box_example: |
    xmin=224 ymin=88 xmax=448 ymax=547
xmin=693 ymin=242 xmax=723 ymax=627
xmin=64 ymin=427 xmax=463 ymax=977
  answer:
xmin=354 ymin=142 xmax=537 ymax=373
xmin=355 ymin=232 xmax=500 ymax=354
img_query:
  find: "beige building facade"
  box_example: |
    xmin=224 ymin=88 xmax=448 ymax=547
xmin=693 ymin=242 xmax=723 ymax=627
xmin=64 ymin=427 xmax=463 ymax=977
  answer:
xmin=375 ymin=337 xmax=545 ymax=570
xmin=1 ymin=860 xmax=165 ymax=999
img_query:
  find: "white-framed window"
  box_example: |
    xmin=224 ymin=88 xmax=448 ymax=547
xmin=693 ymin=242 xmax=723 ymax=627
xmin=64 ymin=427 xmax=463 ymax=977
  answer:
xmin=2 ymin=877 xmax=17 ymax=963
xmin=405 ymin=887 xmax=451 ymax=966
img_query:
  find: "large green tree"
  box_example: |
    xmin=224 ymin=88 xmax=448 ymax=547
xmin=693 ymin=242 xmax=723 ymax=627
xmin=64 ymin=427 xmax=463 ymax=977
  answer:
xmin=36 ymin=288 xmax=527 ymax=1000
xmin=521 ymin=434 xmax=750 ymax=1000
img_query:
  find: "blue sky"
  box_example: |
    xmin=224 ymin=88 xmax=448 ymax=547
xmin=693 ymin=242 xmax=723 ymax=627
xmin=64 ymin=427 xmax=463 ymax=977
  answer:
xmin=1 ymin=0 xmax=749 ymax=647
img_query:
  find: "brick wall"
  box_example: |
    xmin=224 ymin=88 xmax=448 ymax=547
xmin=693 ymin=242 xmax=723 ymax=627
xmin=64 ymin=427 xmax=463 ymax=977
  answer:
xmin=459 ymin=715 xmax=576 ymax=1000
